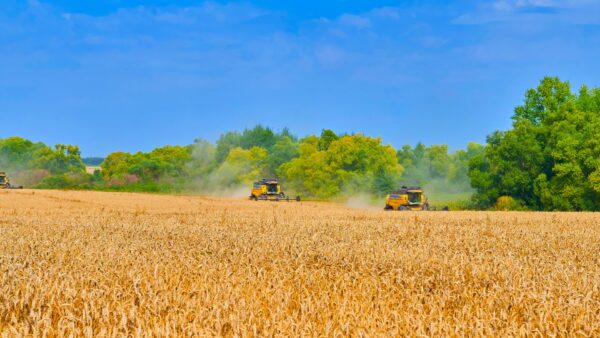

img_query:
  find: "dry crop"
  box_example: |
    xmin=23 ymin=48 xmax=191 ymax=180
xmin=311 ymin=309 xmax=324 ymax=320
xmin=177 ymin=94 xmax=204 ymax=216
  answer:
xmin=1 ymin=189 xmax=600 ymax=336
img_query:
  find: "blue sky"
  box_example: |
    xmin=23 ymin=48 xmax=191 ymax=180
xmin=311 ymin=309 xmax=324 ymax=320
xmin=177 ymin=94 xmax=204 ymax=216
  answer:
xmin=1 ymin=0 xmax=599 ymax=156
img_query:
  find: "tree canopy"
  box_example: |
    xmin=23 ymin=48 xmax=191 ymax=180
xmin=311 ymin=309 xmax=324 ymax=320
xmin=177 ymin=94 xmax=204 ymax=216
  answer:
xmin=469 ymin=77 xmax=600 ymax=211
xmin=0 ymin=137 xmax=86 ymax=187
xmin=278 ymin=132 xmax=403 ymax=198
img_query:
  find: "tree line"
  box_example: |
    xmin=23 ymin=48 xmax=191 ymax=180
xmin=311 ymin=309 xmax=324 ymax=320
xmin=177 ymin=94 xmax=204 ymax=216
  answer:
xmin=470 ymin=77 xmax=600 ymax=211
xmin=0 ymin=137 xmax=86 ymax=188
xmin=0 ymin=127 xmax=476 ymax=205
xmin=97 ymin=126 xmax=478 ymax=203
xmin=1 ymin=77 xmax=598 ymax=210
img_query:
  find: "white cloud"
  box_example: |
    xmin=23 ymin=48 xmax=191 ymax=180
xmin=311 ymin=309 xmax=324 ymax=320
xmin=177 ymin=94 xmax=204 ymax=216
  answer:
xmin=371 ymin=7 xmax=401 ymax=20
xmin=314 ymin=45 xmax=347 ymax=66
xmin=58 ymin=2 xmax=271 ymax=30
xmin=338 ymin=13 xmax=370 ymax=28
xmin=493 ymin=1 xmax=514 ymax=11
xmin=493 ymin=0 xmax=555 ymax=11
xmin=454 ymin=0 xmax=600 ymax=25
xmin=493 ymin=0 xmax=600 ymax=11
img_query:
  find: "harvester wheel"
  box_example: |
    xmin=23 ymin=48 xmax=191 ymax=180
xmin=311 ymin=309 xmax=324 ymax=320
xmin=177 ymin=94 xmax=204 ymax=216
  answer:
xmin=399 ymin=206 xmax=407 ymax=211
xmin=384 ymin=205 xmax=393 ymax=211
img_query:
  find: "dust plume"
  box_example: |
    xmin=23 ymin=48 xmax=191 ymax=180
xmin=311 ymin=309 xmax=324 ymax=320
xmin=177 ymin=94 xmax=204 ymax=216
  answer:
xmin=344 ymin=193 xmax=382 ymax=210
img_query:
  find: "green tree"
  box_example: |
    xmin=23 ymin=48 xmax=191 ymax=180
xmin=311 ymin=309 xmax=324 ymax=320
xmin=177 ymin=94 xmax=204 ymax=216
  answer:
xmin=214 ymin=146 xmax=269 ymax=187
xmin=279 ymin=134 xmax=402 ymax=198
xmin=470 ymin=76 xmax=600 ymax=210
xmin=215 ymin=131 xmax=242 ymax=164
xmin=214 ymin=125 xmax=296 ymax=165
xmin=0 ymin=137 xmax=41 ymax=167
xmin=513 ymin=76 xmax=573 ymax=125
xmin=266 ymin=136 xmax=299 ymax=175
xmin=426 ymin=145 xmax=450 ymax=178
xmin=318 ymin=129 xmax=339 ymax=151
xmin=239 ymin=125 xmax=277 ymax=150
xmin=101 ymin=152 xmax=132 ymax=180
xmin=34 ymin=144 xmax=85 ymax=175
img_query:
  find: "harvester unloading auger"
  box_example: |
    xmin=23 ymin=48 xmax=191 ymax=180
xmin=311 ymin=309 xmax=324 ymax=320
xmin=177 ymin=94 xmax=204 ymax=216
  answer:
xmin=0 ymin=172 xmax=23 ymax=189
xmin=250 ymin=178 xmax=300 ymax=202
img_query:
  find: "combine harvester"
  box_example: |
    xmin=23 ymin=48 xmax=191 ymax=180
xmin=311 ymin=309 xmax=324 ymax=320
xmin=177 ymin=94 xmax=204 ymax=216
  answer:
xmin=0 ymin=172 xmax=23 ymax=189
xmin=250 ymin=178 xmax=300 ymax=202
xmin=384 ymin=186 xmax=429 ymax=211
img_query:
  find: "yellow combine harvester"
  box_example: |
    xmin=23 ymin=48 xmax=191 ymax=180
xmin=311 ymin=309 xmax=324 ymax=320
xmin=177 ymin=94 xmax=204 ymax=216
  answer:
xmin=250 ymin=178 xmax=300 ymax=201
xmin=0 ymin=172 xmax=23 ymax=189
xmin=384 ymin=186 xmax=429 ymax=211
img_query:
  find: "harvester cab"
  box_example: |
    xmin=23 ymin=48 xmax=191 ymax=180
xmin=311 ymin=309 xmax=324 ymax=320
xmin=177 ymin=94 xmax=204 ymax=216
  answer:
xmin=384 ymin=186 xmax=429 ymax=211
xmin=0 ymin=172 xmax=23 ymax=189
xmin=250 ymin=178 xmax=300 ymax=202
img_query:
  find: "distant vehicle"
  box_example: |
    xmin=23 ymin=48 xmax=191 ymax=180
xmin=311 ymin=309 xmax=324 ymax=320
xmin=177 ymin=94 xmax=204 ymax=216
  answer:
xmin=384 ymin=186 xmax=428 ymax=211
xmin=250 ymin=178 xmax=300 ymax=202
xmin=0 ymin=172 xmax=23 ymax=189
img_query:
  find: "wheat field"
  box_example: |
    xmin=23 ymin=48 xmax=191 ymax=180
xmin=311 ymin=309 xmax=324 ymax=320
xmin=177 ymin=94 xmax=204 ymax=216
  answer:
xmin=1 ymin=189 xmax=599 ymax=337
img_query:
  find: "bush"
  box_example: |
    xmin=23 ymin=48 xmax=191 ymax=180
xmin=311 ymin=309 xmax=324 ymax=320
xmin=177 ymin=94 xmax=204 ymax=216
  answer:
xmin=36 ymin=173 xmax=90 ymax=189
xmin=36 ymin=174 xmax=72 ymax=189
xmin=494 ymin=196 xmax=527 ymax=211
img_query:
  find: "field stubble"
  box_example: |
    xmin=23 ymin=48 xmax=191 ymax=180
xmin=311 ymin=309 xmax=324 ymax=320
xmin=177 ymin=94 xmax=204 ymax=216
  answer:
xmin=1 ymin=189 xmax=599 ymax=336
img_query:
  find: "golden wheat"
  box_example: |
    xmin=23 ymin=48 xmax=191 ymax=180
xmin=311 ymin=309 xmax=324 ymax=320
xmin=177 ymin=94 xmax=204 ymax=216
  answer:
xmin=1 ymin=189 xmax=599 ymax=336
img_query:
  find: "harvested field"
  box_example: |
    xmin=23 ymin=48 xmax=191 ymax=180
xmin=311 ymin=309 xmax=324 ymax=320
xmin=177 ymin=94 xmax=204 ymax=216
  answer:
xmin=1 ymin=189 xmax=599 ymax=336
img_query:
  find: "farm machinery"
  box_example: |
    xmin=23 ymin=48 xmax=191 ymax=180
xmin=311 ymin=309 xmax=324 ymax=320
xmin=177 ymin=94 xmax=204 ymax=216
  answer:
xmin=250 ymin=178 xmax=300 ymax=202
xmin=0 ymin=172 xmax=23 ymax=189
xmin=384 ymin=186 xmax=429 ymax=211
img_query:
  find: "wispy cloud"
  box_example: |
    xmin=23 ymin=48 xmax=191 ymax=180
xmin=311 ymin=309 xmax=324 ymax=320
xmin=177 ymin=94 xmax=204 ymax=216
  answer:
xmin=338 ymin=13 xmax=370 ymax=28
xmin=493 ymin=0 xmax=556 ymax=11
xmin=454 ymin=0 xmax=600 ymax=24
